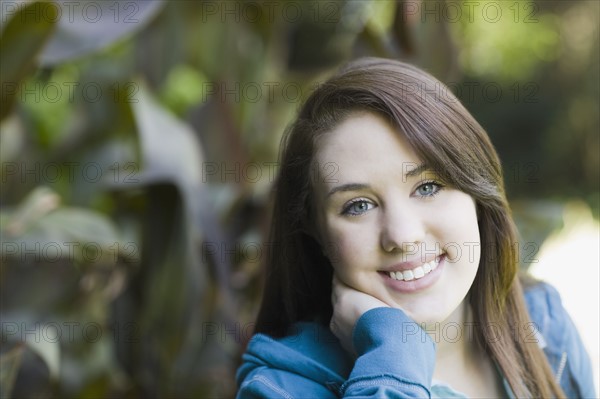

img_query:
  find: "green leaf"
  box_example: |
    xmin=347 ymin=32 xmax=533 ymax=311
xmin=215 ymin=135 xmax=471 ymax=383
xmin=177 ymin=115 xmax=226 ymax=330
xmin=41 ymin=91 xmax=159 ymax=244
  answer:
xmin=24 ymin=325 xmax=61 ymax=381
xmin=0 ymin=344 xmax=25 ymax=399
xmin=0 ymin=1 xmax=59 ymax=121
xmin=1 ymin=186 xmax=131 ymax=266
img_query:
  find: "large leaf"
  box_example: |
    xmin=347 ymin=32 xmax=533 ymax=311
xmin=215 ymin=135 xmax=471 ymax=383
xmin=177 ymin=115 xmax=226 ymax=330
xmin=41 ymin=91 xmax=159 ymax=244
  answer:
xmin=39 ymin=0 xmax=165 ymax=65
xmin=1 ymin=186 xmax=127 ymax=266
xmin=122 ymin=82 xmax=231 ymax=393
xmin=0 ymin=1 xmax=58 ymax=121
xmin=131 ymin=82 xmax=233 ymax=314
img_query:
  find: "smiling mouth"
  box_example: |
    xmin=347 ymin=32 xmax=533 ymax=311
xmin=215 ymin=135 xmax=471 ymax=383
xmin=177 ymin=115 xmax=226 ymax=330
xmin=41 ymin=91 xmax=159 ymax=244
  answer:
xmin=379 ymin=256 xmax=442 ymax=282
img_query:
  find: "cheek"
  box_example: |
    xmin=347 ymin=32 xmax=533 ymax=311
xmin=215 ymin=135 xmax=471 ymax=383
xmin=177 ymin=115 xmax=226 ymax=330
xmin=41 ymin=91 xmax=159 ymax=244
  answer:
xmin=435 ymin=195 xmax=481 ymax=262
xmin=458 ymin=208 xmax=482 ymax=264
xmin=322 ymin=221 xmax=375 ymax=273
xmin=324 ymin=228 xmax=359 ymax=269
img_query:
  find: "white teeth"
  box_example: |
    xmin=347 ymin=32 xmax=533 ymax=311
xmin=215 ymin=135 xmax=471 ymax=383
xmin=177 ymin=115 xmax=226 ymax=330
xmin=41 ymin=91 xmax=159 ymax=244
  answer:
xmin=389 ymin=271 xmax=405 ymax=280
xmin=386 ymin=257 xmax=442 ymax=281
xmin=413 ymin=266 xmax=425 ymax=278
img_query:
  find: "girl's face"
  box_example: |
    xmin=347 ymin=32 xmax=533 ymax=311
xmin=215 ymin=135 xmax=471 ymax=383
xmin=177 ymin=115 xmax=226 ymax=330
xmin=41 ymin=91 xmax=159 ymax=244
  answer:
xmin=313 ymin=112 xmax=481 ymax=325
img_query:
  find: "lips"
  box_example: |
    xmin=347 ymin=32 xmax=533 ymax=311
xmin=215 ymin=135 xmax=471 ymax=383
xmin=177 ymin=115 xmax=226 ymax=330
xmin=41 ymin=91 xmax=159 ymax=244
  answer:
xmin=386 ymin=256 xmax=441 ymax=281
xmin=378 ymin=254 xmax=446 ymax=293
xmin=379 ymin=254 xmax=443 ymax=273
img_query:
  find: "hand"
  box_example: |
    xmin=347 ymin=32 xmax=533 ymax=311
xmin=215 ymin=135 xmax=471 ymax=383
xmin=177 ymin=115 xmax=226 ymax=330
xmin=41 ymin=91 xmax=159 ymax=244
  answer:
xmin=330 ymin=275 xmax=390 ymax=354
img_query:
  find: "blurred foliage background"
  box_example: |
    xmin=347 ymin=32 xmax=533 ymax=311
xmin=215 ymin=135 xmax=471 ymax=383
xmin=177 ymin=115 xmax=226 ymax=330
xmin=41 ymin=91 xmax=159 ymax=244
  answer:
xmin=0 ymin=0 xmax=598 ymax=398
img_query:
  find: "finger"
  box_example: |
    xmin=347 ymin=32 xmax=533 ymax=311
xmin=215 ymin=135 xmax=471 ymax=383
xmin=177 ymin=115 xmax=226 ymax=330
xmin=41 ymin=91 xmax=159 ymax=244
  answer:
xmin=331 ymin=274 xmax=340 ymax=302
xmin=331 ymin=273 xmax=340 ymax=287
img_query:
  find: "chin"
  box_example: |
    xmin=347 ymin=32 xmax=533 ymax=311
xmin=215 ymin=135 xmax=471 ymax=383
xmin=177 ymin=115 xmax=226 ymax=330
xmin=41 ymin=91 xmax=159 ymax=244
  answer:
xmin=415 ymin=313 xmax=451 ymax=326
xmin=398 ymin=304 xmax=458 ymax=326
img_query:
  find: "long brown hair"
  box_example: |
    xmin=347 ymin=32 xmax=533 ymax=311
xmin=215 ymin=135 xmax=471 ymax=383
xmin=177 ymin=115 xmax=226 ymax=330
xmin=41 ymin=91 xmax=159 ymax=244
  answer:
xmin=254 ymin=57 xmax=565 ymax=398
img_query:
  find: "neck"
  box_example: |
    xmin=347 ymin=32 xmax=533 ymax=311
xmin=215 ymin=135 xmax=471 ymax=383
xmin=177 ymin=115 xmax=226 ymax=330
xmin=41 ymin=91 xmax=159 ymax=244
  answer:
xmin=430 ymin=299 xmax=481 ymax=372
xmin=430 ymin=300 xmax=504 ymax=398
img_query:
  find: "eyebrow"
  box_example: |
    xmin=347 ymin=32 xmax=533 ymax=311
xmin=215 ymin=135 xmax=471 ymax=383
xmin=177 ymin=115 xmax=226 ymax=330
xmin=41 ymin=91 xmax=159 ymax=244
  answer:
xmin=326 ymin=163 xmax=429 ymax=198
xmin=327 ymin=183 xmax=370 ymax=198
xmin=405 ymin=163 xmax=429 ymax=178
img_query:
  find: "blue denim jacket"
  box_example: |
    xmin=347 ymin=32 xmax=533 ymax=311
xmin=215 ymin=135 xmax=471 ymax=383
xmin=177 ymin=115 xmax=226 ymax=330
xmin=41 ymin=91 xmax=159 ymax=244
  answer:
xmin=236 ymin=282 xmax=596 ymax=398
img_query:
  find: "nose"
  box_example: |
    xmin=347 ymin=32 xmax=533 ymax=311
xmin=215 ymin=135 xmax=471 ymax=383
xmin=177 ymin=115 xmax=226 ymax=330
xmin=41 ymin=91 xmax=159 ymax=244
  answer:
xmin=380 ymin=202 xmax=426 ymax=253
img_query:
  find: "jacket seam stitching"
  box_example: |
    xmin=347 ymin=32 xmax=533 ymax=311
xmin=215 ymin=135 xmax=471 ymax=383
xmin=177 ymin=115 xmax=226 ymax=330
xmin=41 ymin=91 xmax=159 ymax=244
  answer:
xmin=555 ymin=351 xmax=568 ymax=382
xmin=241 ymin=375 xmax=294 ymax=399
xmin=341 ymin=375 xmax=429 ymax=396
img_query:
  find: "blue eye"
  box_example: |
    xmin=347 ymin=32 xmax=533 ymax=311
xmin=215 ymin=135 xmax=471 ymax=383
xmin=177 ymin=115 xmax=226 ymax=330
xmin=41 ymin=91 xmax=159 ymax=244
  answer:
xmin=342 ymin=199 xmax=374 ymax=216
xmin=416 ymin=181 xmax=443 ymax=197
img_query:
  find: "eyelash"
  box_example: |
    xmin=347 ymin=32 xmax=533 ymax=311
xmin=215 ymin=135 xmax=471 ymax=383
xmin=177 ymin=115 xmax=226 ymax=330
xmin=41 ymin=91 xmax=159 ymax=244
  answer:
xmin=341 ymin=198 xmax=373 ymax=216
xmin=340 ymin=180 xmax=445 ymax=216
xmin=417 ymin=180 xmax=444 ymax=198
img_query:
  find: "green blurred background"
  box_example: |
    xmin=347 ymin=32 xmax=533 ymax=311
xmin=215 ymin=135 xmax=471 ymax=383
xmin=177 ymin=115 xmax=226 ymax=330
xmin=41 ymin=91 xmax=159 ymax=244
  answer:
xmin=1 ymin=1 xmax=598 ymax=397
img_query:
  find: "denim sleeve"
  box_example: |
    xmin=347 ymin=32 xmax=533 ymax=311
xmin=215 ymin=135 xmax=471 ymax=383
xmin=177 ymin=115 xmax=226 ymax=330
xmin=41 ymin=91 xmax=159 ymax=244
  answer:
xmin=237 ymin=307 xmax=436 ymax=399
xmin=341 ymin=307 xmax=436 ymax=398
xmin=237 ymin=367 xmax=338 ymax=399
xmin=547 ymin=289 xmax=598 ymax=398
xmin=563 ymin=314 xmax=598 ymax=398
